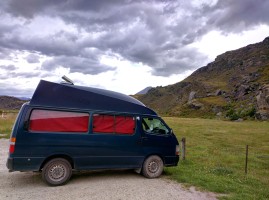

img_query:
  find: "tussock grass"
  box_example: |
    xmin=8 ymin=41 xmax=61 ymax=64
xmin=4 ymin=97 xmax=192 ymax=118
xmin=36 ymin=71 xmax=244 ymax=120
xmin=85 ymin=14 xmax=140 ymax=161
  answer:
xmin=0 ymin=112 xmax=17 ymax=139
xmin=164 ymin=117 xmax=269 ymax=200
xmin=257 ymin=65 xmax=269 ymax=84
xmin=199 ymin=96 xmax=226 ymax=106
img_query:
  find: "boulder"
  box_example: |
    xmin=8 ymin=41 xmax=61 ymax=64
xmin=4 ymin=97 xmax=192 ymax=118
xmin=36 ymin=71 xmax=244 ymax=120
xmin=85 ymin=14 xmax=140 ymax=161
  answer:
xmin=188 ymin=91 xmax=196 ymax=102
xmin=256 ymin=84 xmax=269 ymax=120
xmin=187 ymin=100 xmax=204 ymax=110
xmin=215 ymin=89 xmax=226 ymax=96
xmin=216 ymin=112 xmax=222 ymax=117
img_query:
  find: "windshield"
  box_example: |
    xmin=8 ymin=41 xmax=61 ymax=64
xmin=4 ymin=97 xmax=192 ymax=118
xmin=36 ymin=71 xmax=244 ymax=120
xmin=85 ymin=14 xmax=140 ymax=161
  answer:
xmin=142 ymin=117 xmax=169 ymax=135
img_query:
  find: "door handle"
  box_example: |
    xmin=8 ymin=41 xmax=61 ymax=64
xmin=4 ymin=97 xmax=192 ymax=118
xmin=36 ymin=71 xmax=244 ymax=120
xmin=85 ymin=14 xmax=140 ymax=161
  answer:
xmin=137 ymin=137 xmax=148 ymax=144
xmin=141 ymin=137 xmax=148 ymax=141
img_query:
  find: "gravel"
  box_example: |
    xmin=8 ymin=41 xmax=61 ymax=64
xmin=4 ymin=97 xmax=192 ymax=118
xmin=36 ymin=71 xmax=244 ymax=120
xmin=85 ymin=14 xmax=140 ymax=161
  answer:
xmin=0 ymin=139 xmax=218 ymax=200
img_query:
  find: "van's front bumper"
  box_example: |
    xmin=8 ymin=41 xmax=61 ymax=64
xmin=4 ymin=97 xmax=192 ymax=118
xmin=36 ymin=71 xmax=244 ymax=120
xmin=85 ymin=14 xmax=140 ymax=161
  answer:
xmin=6 ymin=158 xmax=14 ymax=171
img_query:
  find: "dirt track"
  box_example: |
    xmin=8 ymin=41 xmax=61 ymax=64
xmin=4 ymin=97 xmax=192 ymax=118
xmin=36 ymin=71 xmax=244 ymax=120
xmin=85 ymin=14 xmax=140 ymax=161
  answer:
xmin=0 ymin=139 xmax=217 ymax=200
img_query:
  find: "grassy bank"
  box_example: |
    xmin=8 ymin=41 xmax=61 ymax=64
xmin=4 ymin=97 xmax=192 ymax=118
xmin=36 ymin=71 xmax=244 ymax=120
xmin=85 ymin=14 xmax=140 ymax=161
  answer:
xmin=164 ymin=117 xmax=269 ymax=200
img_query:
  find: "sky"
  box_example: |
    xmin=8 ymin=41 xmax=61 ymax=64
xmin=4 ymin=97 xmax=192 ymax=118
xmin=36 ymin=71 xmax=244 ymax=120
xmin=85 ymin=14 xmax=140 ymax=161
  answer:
xmin=0 ymin=0 xmax=269 ymax=97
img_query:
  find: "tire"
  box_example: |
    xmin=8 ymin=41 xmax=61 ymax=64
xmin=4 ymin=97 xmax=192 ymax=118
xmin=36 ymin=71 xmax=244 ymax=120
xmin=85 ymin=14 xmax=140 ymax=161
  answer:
xmin=42 ymin=158 xmax=72 ymax=186
xmin=142 ymin=155 xmax=163 ymax=178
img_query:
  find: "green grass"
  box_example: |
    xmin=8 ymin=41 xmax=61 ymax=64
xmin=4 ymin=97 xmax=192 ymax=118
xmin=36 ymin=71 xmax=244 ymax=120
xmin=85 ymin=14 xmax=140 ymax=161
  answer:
xmin=0 ymin=112 xmax=17 ymax=139
xmin=164 ymin=117 xmax=269 ymax=200
xmin=1 ymin=114 xmax=268 ymax=199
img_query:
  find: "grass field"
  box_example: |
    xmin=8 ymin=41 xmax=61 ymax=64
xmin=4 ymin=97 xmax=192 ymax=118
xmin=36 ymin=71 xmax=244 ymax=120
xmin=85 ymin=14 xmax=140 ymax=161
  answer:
xmin=164 ymin=117 xmax=269 ymax=200
xmin=0 ymin=112 xmax=17 ymax=139
xmin=1 ymin=114 xmax=268 ymax=199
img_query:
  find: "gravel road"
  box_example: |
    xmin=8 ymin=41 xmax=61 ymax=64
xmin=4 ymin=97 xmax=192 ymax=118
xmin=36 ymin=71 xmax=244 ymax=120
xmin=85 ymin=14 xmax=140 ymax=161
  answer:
xmin=0 ymin=139 xmax=217 ymax=200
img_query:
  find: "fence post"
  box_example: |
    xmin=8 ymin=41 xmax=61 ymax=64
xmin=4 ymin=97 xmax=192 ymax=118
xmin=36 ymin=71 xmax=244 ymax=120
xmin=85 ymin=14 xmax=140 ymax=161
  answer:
xmin=245 ymin=145 xmax=249 ymax=175
xmin=181 ymin=137 xmax=186 ymax=160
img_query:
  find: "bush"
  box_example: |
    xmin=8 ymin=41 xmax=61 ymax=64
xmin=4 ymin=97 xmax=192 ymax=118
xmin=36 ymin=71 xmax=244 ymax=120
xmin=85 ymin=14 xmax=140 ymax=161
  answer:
xmin=225 ymin=104 xmax=256 ymax=120
xmin=226 ymin=108 xmax=240 ymax=120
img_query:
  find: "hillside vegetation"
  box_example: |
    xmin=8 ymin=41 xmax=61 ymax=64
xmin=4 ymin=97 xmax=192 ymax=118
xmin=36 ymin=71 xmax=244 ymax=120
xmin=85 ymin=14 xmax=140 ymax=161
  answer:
xmin=0 ymin=96 xmax=27 ymax=111
xmin=138 ymin=37 xmax=269 ymax=120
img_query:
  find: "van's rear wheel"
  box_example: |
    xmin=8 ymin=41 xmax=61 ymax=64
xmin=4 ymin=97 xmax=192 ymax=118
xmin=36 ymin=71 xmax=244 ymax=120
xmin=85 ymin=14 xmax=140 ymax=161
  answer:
xmin=142 ymin=155 xmax=163 ymax=178
xmin=42 ymin=158 xmax=72 ymax=186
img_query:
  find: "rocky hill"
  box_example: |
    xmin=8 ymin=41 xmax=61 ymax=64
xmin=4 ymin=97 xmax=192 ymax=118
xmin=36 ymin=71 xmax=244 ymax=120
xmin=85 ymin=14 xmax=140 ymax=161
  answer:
xmin=0 ymin=96 xmax=27 ymax=110
xmin=136 ymin=87 xmax=153 ymax=95
xmin=138 ymin=37 xmax=269 ymax=120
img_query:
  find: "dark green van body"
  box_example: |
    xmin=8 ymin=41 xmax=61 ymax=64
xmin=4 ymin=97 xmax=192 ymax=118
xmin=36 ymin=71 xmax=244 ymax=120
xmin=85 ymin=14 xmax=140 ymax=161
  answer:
xmin=6 ymin=80 xmax=179 ymax=180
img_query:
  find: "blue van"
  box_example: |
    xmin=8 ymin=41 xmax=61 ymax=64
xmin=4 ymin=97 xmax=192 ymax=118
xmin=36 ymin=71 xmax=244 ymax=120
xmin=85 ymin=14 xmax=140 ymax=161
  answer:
xmin=6 ymin=79 xmax=179 ymax=186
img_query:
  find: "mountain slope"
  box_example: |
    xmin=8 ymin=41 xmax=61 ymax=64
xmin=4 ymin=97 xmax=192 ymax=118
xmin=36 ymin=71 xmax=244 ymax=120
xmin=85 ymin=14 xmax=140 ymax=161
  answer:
xmin=138 ymin=37 xmax=269 ymax=120
xmin=0 ymin=96 xmax=27 ymax=110
xmin=136 ymin=87 xmax=153 ymax=95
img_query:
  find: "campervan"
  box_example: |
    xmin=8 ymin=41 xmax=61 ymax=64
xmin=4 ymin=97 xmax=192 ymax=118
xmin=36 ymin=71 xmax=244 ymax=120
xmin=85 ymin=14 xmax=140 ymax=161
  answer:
xmin=7 ymin=79 xmax=179 ymax=186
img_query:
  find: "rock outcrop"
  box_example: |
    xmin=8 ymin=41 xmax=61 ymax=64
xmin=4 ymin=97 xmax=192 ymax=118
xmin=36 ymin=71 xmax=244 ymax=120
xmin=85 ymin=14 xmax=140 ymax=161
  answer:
xmin=138 ymin=37 xmax=269 ymax=120
xmin=256 ymin=84 xmax=269 ymax=120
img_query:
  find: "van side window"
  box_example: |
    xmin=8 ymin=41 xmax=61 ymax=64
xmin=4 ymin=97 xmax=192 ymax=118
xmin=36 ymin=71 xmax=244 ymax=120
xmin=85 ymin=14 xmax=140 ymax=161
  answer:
xmin=29 ymin=110 xmax=90 ymax=133
xmin=93 ymin=114 xmax=135 ymax=135
xmin=92 ymin=114 xmax=114 ymax=133
xmin=142 ymin=117 xmax=169 ymax=135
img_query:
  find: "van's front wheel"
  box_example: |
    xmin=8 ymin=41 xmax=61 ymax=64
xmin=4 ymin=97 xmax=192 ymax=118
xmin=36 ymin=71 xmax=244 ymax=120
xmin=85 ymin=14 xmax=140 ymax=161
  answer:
xmin=142 ymin=155 xmax=163 ymax=178
xmin=42 ymin=158 xmax=72 ymax=186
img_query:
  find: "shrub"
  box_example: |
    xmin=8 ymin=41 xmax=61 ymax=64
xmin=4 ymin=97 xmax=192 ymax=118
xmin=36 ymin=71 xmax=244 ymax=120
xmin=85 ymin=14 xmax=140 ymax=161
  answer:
xmin=225 ymin=105 xmax=256 ymax=120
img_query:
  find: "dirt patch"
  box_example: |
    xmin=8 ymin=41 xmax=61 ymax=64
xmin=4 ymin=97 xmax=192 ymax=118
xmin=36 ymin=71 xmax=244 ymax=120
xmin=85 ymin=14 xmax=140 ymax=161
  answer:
xmin=0 ymin=139 xmax=218 ymax=200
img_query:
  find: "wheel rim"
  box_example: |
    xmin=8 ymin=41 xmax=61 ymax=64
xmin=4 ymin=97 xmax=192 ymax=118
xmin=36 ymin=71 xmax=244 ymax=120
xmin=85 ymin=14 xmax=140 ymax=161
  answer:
xmin=148 ymin=160 xmax=159 ymax=174
xmin=48 ymin=164 xmax=66 ymax=182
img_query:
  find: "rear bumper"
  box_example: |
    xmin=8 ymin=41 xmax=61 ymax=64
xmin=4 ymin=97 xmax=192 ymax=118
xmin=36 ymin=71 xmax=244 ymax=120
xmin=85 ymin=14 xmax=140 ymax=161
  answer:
xmin=6 ymin=157 xmax=44 ymax=172
xmin=6 ymin=158 xmax=14 ymax=171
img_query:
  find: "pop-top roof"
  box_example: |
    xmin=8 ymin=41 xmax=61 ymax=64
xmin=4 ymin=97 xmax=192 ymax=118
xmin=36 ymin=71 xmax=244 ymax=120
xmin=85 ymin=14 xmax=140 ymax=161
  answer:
xmin=30 ymin=80 xmax=157 ymax=115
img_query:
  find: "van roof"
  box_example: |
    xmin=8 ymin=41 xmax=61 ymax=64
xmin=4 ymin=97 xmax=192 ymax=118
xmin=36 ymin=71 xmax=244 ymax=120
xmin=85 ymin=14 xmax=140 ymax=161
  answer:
xmin=30 ymin=80 xmax=157 ymax=115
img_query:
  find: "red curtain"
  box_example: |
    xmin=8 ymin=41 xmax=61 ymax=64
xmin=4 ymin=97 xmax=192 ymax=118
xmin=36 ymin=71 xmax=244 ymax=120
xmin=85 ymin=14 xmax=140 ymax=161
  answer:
xmin=93 ymin=115 xmax=135 ymax=134
xmin=93 ymin=115 xmax=114 ymax=133
xmin=115 ymin=116 xmax=135 ymax=134
xmin=29 ymin=110 xmax=89 ymax=132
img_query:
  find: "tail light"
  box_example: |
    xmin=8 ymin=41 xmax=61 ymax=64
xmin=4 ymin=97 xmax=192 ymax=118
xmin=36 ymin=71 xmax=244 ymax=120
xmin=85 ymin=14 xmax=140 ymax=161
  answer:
xmin=175 ymin=145 xmax=180 ymax=155
xmin=9 ymin=137 xmax=16 ymax=154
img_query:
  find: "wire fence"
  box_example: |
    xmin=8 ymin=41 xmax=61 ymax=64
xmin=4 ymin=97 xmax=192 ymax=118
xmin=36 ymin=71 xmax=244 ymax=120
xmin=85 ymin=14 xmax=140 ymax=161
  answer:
xmin=180 ymin=137 xmax=269 ymax=176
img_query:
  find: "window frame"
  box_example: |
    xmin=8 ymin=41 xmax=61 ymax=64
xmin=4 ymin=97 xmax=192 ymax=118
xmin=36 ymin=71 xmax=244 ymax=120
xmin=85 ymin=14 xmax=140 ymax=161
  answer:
xmin=92 ymin=113 xmax=136 ymax=135
xmin=27 ymin=108 xmax=90 ymax=134
xmin=142 ymin=116 xmax=170 ymax=136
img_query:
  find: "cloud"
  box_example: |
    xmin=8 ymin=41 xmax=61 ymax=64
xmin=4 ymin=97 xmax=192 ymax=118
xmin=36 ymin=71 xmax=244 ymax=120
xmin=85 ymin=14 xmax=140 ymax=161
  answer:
xmin=0 ymin=65 xmax=41 ymax=79
xmin=26 ymin=54 xmax=40 ymax=63
xmin=0 ymin=83 xmax=34 ymax=97
xmin=203 ymin=0 xmax=269 ymax=33
xmin=0 ymin=64 xmax=17 ymax=71
xmin=0 ymin=0 xmax=269 ymax=82
xmin=41 ymin=56 xmax=116 ymax=75
xmin=5 ymin=0 xmax=61 ymax=18
xmin=5 ymin=0 xmax=130 ymax=19
xmin=1 ymin=0 xmax=210 ymax=77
